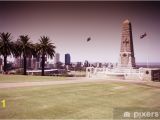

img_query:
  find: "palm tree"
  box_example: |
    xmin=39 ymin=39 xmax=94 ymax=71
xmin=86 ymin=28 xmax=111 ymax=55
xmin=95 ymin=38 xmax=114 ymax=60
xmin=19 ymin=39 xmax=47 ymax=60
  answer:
xmin=36 ymin=36 xmax=56 ymax=76
xmin=16 ymin=35 xmax=34 ymax=75
xmin=0 ymin=32 xmax=14 ymax=73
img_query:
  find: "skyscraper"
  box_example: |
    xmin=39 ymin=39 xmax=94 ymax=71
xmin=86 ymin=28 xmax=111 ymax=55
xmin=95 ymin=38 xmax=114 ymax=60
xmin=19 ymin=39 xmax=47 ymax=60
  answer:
xmin=31 ymin=57 xmax=37 ymax=69
xmin=26 ymin=56 xmax=32 ymax=69
xmin=84 ymin=60 xmax=89 ymax=67
xmin=118 ymin=19 xmax=136 ymax=68
xmin=65 ymin=53 xmax=71 ymax=65
xmin=54 ymin=53 xmax=60 ymax=64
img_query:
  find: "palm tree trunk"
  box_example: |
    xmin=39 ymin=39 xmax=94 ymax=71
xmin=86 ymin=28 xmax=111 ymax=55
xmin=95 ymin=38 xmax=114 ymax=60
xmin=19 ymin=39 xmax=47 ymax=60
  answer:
xmin=23 ymin=55 xmax=27 ymax=75
xmin=41 ymin=55 xmax=45 ymax=76
xmin=3 ymin=55 xmax=7 ymax=73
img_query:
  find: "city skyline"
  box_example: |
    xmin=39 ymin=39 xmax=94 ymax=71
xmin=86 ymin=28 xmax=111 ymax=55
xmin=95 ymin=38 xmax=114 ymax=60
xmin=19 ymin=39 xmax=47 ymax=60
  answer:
xmin=1 ymin=2 xmax=160 ymax=63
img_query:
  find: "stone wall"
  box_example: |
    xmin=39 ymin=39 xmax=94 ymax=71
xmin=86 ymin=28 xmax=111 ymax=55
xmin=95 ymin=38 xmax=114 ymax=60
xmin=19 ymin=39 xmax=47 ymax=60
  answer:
xmin=140 ymin=68 xmax=160 ymax=81
xmin=86 ymin=67 xmax=160 ymax=81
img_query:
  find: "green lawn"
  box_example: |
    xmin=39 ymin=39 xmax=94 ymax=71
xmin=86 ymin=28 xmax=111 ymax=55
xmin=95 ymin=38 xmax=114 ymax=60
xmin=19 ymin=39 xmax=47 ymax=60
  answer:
xmin=0 ymin=81 xmax=160 ymax=119
xmin=0 ymin=75 xmax=65 ymax=83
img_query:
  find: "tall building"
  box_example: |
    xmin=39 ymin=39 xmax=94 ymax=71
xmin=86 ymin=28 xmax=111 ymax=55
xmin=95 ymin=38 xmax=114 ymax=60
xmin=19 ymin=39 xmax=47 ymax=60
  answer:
xmin=65 ymin=53 xmax=71 ymax=65
xmin=118 ymin=19 xmax=136 ymax=68
xmin=54 ymin=53 xmax=60 ymax=64
xmin=84 ymin=60 xmax=89 ymax=67
xmin=26 ymin=56 xmax=32 ymax=69
xmin=96 ymin=62 xmax=102 ymax=68
xmin=31 ymin=57 xmax=37 ymax=69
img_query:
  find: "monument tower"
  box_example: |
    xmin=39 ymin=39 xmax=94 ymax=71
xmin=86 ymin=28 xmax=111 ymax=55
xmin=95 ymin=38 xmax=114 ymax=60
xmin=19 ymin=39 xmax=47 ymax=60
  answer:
xmin=119 ymin=19 xmax=136 ymax=68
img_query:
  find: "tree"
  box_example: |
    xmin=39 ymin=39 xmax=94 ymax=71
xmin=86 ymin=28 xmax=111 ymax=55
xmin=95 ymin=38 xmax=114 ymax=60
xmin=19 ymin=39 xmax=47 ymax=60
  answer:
xmin=16 ymin=35 xmax=34 ymax=75
xmin=36 ymin=36 xmax=56 ymax=76
xmin=0 ymin=32 xmax=14 ymax=73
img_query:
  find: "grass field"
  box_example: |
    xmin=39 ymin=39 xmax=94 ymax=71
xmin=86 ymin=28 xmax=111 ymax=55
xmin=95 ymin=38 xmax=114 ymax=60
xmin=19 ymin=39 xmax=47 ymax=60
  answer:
xmin=0 ymin=75 xmax=65 ymax=83
xmin=0 ymin=80 xmax=160 ymax=119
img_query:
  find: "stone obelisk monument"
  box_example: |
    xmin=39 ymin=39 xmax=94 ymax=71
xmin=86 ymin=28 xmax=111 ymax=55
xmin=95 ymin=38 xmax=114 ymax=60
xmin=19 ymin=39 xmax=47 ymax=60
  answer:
xmin=118 ymin=19 xmax=136 ymax=68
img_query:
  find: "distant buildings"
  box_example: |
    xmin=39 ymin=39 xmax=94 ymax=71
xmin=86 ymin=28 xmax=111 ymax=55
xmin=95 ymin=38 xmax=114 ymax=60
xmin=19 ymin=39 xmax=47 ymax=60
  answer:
xmin=84 ymin=60 xmax=90 ymax=67
xmin=14 ymin=57 xmax=31 ymax=69
xmin=0 ymin=52 xmax=112 ymax=73
xmin=65 ymin=53 xmax=71 ymax=65
xmin=14 ymin=57 xmax=23 ymax=68
xmin=14 ymin=56 xmax=41 ymax=70
xmin=96 ymin=62 xmax=102 ymax=68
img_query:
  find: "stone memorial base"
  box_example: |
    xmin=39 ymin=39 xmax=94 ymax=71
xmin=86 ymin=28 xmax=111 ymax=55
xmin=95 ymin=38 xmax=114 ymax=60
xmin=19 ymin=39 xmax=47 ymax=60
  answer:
xmin=86 ymin=67 xmax=160 ymax=81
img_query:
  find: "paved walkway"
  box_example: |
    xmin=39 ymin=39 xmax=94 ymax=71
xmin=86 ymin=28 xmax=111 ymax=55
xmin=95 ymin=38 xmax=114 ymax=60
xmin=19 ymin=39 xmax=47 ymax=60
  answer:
xmin=0 ymin=78 xmax=156 ymax=89
xmin=0 ymin=77 xmax=160 ymax=89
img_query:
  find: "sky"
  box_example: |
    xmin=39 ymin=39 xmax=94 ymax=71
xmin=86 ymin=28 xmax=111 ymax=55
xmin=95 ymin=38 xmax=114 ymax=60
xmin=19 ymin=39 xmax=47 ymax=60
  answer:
xmin=0 ymin=1 xmax=160 ymax=63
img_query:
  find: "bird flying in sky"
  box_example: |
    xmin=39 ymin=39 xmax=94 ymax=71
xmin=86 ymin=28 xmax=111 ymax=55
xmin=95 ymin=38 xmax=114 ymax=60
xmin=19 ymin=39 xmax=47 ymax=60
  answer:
xmin=140 ymin=32 xmax=147 ymax=39
xmin=87 ymin=37 xmax=91 ymax=42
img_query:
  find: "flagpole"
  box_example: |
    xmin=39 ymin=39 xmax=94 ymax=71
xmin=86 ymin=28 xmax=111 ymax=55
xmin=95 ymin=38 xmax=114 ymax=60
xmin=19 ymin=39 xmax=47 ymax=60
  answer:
xmin=147 ymin=54 xmax=149 ymax=68
xmin=140 ymin=32 xmax=148 ymax=68
xmin=146 ymin=34 xmax=149 ymax=68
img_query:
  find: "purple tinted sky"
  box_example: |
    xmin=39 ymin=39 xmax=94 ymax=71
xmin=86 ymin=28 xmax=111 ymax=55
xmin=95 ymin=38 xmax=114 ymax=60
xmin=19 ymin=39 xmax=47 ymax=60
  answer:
xmin=0 ymin=1 xmax=160 ymax=63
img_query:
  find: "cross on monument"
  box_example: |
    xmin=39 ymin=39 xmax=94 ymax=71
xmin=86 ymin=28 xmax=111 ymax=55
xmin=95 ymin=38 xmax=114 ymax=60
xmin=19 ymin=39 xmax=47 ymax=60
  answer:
xmin=123 ymin=38 xmax=129 ymax=47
